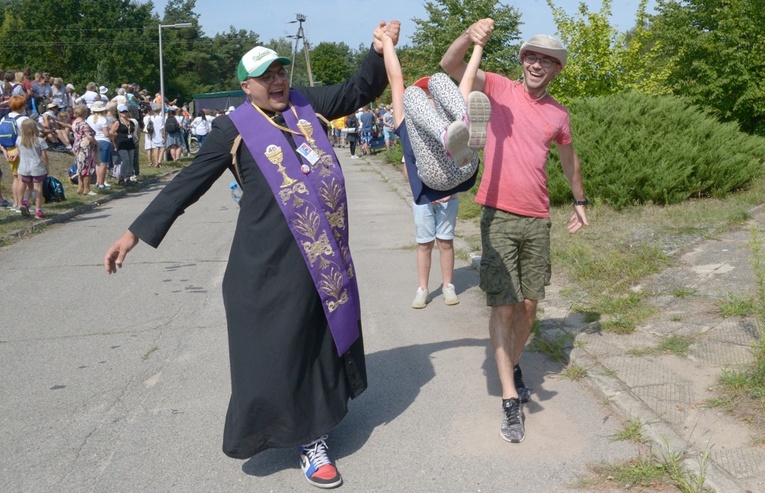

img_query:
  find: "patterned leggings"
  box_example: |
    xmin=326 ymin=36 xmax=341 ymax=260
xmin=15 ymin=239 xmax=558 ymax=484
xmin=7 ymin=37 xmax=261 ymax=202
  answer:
xmin=403 ymin=72 xmax=479 ymax=191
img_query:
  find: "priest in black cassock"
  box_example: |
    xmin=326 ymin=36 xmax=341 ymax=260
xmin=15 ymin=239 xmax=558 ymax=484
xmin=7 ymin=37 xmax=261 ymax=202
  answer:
xmin=104 ymin=20 xmax=401 ymax=490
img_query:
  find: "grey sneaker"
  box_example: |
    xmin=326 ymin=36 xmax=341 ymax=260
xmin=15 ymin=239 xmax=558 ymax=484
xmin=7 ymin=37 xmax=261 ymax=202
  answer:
xmin=443 ymin=283 xmax=459 ymax=305
xmin=444 ymin=120 xmax=473 ymax=168
xmin=467 ymin=91 xmax=491 ymax=150
xmin=411 ymin=287 xmax=428 ymax=309
xmin=500 ymin=398 xmax=525 ymax=443
xmin=514 ymin=364 xmax=531 ymax=403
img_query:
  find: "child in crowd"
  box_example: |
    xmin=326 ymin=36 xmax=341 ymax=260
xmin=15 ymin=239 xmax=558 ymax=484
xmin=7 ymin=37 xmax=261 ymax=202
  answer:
xmin=16 ymin=118 xmax=49 ymax=218
xmin=381 ymin=21 xmax=491 ymax=308
xmin=0 ymin=95 xmax=28 ymax=212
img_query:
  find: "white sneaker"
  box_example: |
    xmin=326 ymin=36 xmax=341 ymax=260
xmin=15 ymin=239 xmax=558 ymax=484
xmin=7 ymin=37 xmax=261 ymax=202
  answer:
xmin=443 ymin=283 xmax=460 ymax=305
xmin=411 ymin=287 xmax=428 ymax=309
xmin=467 ymin=91 xmax=491 ymax=150
xmin=444 ymin=120 xmax=473 ymax=168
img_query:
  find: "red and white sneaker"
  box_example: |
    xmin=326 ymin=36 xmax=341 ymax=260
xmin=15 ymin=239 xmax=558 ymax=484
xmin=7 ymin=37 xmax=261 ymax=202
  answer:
xmin=299 ymin=435 xmax=342 ymax=489
xmin=34 ymin=210 xmax=48 ymax=220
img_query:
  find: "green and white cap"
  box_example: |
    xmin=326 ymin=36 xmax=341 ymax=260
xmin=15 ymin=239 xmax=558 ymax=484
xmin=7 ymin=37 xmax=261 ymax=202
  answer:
xmin=237 ymin=46 xmax=291 ymax=82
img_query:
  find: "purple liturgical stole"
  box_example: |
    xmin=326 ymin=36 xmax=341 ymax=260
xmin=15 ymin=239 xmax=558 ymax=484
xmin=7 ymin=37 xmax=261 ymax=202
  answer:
xmin=228 ymin=91 xmax=361 ymax=355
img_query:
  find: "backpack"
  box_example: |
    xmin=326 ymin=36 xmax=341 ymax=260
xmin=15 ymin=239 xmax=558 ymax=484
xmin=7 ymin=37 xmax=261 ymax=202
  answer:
xmin=165 ymin=116 xmax=179 ymax=134
xmin=0 ymin=114 xmax=21 ymax=147
xmin=144 ymin=116 xmax=154 ymax=135
xmin=42 ymin=176 xmax=66 ymax=203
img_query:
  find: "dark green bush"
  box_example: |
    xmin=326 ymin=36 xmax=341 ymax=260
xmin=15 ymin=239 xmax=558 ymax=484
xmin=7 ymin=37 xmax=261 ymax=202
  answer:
xmin=382 ymin=143 xmax=404 ymax=166
xmin=547 ymin=92 xmax=765 ymax=209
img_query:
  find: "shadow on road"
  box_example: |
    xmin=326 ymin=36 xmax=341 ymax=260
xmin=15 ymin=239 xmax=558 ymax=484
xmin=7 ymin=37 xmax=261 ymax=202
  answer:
xmin=241 ymin=330 xmax=570 ymax=477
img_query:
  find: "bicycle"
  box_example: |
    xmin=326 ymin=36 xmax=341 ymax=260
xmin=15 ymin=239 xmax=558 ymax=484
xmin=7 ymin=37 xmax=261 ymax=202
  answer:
xmin=188 ymin=134 xmax=200 ymax=155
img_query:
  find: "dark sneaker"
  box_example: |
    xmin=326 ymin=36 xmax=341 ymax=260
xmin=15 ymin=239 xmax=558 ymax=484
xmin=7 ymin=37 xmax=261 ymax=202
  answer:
xmin=500 ymin=398 xmax=525 ymax=443
xmin=514 ymin=364 xmax=531 ymax=403
xmin=299 ymin=435 xmax=342 ymax=489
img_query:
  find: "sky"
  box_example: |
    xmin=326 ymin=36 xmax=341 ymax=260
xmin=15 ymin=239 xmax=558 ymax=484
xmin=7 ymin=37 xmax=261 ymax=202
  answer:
xmin=153 ymin=0 xmax=658 ymax=48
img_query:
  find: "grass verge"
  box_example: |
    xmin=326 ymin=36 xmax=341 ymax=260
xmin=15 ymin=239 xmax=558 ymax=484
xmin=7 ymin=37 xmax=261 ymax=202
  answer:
xmin=713 ymin=226 xmax=765 ymax=430
xmin=579 ymin=438 xmax=712 ymax=493
xmin=548 ymin=175 xmax=765 ymax=334
xmin=0 ymin=148 xmax=190 ymax=240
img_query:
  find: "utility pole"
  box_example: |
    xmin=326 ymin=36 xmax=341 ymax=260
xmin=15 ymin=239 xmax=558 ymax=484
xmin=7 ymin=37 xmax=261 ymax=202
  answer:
xmin=288 ymin=13 xmax=314 ymax=86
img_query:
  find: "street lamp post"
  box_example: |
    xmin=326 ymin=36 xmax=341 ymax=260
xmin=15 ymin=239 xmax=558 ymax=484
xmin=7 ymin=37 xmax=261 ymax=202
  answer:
xmin=158 ymin=23 xmax=193 ymax=123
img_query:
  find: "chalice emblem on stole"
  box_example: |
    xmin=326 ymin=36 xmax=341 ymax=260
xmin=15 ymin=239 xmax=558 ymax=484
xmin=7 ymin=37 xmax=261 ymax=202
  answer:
xmin=296 ymin=119 xmax=315 ymax=145
xmin=264 ymin=145 xmax=297 ymax=188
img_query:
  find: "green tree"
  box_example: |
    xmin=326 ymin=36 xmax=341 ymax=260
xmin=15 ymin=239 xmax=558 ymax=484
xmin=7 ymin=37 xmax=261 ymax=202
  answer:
xmin=545 ymin=0 xmax=674 ymax=104
xmin=311 ymin=42 xmax=353 ymax=86
xmin=206 ymin=27 xmax=260 ymax=91
xmin=546 ymin=0 xmax=622 ymax=102
xmin=0 ymin=0 xmax=157 ymax=90
xmin=646 ymin=0 xmax=765 ymax=134
xmin=618 ymin=1 xmax=673 ymax=96
xmin=410 ymin=0 xmax=521 ymax=76
xmin=160 ymin=0 xmax=206 ymax=104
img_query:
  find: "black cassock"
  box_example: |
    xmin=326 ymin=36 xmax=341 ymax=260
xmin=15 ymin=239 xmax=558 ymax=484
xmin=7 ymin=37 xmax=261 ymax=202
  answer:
xmin=129 ymin=47 xmax=388 ymax=459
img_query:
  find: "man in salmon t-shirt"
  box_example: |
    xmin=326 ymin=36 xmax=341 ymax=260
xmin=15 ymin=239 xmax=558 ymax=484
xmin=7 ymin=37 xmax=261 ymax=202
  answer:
xmin=441 ymin=19 xmax=589 ymax=444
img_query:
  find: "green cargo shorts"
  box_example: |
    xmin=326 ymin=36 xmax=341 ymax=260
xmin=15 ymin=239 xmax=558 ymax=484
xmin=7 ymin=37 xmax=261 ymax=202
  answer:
xmin=479 ymin=207 xmax=552 ymax=306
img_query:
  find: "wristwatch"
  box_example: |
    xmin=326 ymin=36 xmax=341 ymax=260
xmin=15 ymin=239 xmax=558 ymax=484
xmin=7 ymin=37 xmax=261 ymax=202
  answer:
xmin=574 ymin=196 xmax=589 ymax=206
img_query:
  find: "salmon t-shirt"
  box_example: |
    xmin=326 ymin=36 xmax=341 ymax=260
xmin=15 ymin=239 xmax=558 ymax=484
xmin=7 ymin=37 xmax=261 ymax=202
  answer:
xmin=476 ymin=73 xmax=573 ymax=218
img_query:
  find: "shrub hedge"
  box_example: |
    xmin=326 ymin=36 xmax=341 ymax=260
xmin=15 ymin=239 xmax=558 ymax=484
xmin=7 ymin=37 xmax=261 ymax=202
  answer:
xmin=547 ymin=92 xmax=765 ymax=209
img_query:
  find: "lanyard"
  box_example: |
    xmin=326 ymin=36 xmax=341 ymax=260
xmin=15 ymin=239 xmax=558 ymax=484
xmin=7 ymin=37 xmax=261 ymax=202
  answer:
xmin=250 ymin=101 xmax=307 ymax=140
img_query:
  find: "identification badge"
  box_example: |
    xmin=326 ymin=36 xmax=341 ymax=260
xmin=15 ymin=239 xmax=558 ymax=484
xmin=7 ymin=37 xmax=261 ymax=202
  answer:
xmin=296 ymin=142 xmax=320 ymax=165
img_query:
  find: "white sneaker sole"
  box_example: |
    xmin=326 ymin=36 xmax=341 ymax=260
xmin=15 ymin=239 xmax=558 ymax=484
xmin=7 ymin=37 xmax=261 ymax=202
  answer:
xmin=499 ymin=429 xmax=526 ymax=443
xmin=444 ymin=120 xmax=473 ymax=168
xmin=444 ymin=296 xmax=460 ymax=306
xmin=467 ymin=91 xmax=491 ymax=150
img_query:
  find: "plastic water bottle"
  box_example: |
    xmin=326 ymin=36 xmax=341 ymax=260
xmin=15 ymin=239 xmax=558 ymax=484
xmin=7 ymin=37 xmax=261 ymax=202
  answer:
xmin=229 ymin=182 xmax=243 ymax=203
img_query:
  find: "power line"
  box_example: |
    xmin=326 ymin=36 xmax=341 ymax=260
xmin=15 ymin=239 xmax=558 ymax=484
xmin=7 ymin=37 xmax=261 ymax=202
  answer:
xmin=0 ymin=39 xmax=218 ymax=46
xmin=5 ymin=26 xmax=176 ymax=33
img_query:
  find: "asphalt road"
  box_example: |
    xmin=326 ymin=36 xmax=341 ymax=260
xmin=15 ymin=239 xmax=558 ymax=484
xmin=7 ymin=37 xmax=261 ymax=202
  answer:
xmin=0 ymin=153 xmax=639 ymax=492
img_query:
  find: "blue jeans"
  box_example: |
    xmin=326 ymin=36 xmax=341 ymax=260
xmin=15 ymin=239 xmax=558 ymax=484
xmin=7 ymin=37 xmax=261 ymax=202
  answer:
xmin=97 ymin=140 xmax=112 ymax=165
